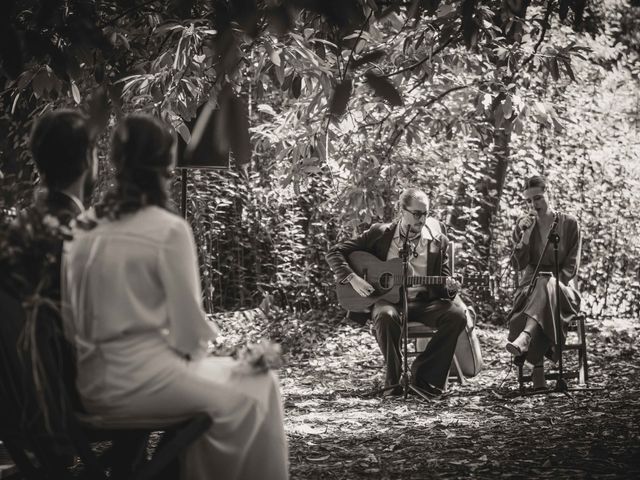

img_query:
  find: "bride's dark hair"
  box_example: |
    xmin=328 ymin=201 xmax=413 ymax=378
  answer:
xmin=97 ymin=114 xmax=175 ymax=219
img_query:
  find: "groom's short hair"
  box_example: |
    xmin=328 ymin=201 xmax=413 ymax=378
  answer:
xmin=30 ymin=109 xmax=92 ymax=190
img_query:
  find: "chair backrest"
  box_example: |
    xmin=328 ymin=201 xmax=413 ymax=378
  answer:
xmin=0 ymin=286 xmax=78 ymax=479
xmin=447 ymin=241 xmax=456 ymax=274
xmin=0 ymin=286 xmax=212 ymax=479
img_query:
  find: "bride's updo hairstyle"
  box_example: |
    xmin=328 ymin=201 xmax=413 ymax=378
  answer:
xmin=97 ymin=114 xmax=175 ymax=220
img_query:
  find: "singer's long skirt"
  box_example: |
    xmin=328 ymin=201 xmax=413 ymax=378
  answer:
xmin=507 ymin=274 xmax=581 ymax=365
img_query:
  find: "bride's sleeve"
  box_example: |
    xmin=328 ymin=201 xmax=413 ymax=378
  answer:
xmin=158 ymin=218 xmax=218 ymax=360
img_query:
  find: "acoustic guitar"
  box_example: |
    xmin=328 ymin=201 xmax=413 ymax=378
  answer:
xmin=335 ymin=251 xmax=492 ymax=311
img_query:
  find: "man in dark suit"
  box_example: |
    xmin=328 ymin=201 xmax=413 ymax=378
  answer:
xmin=29 ymin=109 xmax=97 ymax=408
xmin=0 ymin=110 xmax=97 ymax=471
xmin=326 ymin=188 xmax=466 ymax=396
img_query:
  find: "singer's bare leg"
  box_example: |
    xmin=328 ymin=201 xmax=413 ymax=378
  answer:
xmin=506 ymin=317 xmax=540 ymax=357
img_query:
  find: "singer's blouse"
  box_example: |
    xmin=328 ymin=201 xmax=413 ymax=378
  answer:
xmin=511 ymin=212 xmax=581 ymax=287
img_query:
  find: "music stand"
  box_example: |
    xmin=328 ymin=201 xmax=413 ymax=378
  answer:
xmin=176 ymin=101 xmax=232 ymax=218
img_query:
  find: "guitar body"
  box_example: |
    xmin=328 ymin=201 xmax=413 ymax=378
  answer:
xmin=335 ymin=251 xmax=406 ymax=311
xmin=335 ymin=251 xmax=493 ymax=312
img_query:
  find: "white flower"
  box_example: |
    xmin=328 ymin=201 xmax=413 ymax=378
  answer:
xmin=42 ymin=214 xmax=60 ymax=230
xmin=234 ymin=340 xmax=283 ymax=374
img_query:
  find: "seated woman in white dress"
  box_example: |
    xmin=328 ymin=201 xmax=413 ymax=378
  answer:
xmin=62 ymin=114 xmax=288 ymax=480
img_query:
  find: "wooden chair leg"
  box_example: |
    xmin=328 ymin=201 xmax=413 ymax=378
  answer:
xmin=109 ymin=433 xmax=150 ymax=479
xmin=135 ymin=415 xmax=212 ymax=480
xmin=451 ymin=354 xmax=467 ymax=385
xmin=577 ymin=316 xmax=589 ymax=385
xmin=517 ymin=363 xmax=525 ymax=393
xmin=3 ymin=441 xmax=43 ymax=479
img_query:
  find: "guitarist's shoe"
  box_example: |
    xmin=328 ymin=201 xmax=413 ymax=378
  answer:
xmin=411 ymin=381 xmax=444 ymax=398
xmin=505 ymin=331 xmax=531 ymax=357
xmin=382 ymin=386 xmax=403 ymax=397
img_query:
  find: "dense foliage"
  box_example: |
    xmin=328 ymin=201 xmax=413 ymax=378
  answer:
xmin=1 ymin=0 xmax=639 ymax=322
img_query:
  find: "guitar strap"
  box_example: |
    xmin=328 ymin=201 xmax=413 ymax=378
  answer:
xmin=423 ymin=218 xmax=443 ymax=274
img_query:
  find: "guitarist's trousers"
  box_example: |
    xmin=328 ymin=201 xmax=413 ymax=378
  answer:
xmin=372 ymin=298 xmax=466 ymax=391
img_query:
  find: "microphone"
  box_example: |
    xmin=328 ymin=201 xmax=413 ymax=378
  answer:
xmin=518 ymin=213 xmax=536 ymax=231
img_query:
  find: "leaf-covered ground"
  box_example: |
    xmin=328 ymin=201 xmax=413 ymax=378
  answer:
xmin=218 ymin=311 xmax=640 ymax=479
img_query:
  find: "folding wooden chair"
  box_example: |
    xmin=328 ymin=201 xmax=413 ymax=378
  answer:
xmin=408 ymin=317 xmax=469 ymax=387
xmin=407 ymin=242 xmax=479 ymax=387
xmin=0 ymin=286 xmax=211 ymax=480
xmin=516 ymin=311 xmax=589 ymax=391
xmin=511 ymin=235 xmax=589 ymax=392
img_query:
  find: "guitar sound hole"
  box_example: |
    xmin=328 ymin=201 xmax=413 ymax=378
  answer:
xmin=379 ymin=272 xmax=393 ymax=290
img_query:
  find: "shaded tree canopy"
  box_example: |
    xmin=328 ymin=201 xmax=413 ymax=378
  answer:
xmin=1 ymin=0 xmax=639 ymax=320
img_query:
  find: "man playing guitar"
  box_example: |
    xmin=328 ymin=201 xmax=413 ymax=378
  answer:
xmin=326 ymin=188 xmax=466 ymax=397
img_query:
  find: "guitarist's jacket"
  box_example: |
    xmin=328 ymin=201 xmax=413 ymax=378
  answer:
xmin=326 ymin=219 xmax=453 ymax=325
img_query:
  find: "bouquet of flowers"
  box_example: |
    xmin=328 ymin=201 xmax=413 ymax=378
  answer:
xmin=0 ymin=207 xmax=71 ymax=299
xmin=232 ymin=340 xmax=283 ymax=375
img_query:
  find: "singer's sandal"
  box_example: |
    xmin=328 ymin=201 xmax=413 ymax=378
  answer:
xmin=505 ymin=331 xmax=532 ymax=356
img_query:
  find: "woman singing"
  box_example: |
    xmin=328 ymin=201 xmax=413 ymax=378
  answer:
xmin=505 ymin=175 xmax=582 ymax=389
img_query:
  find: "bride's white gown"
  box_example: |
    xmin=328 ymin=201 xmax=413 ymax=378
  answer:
xmin=62 ymin=206 xmax=288 ymax=480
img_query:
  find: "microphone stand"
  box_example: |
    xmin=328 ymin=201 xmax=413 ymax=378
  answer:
xmin=549 ymin=227 xmax=569 ymax=396
xmin=378 ymin=227 xmax=432 ymax=401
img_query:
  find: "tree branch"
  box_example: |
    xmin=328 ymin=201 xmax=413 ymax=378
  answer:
xmin=342 ymin=10 xmax=374 ymax=80
xmin=520 ymin=0 xmax=555 ymax=70
xmin=381 ymin=35 xmax=455 ymax=78
xmin=99 ymin=0 xmax=162 ymax=28
xmin=383 ymin=109 xmax=421 ymax=161
xmin=357 ymin=82 xmax=478 ymax=136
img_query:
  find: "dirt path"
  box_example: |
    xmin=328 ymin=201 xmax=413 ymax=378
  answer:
xmin=272 ymin=317 xmax=640 ymax=479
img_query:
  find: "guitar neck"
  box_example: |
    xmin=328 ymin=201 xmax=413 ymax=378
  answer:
xmin=397 ymin=276 xmax=448 ymax=286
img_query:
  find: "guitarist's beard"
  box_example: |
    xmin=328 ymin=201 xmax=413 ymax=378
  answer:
xmin=400 ymin=221 xmax=423 ymax=239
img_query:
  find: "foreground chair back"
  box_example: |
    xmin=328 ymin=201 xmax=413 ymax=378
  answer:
xmin=0 ymin=286 xmax=211 ymax=479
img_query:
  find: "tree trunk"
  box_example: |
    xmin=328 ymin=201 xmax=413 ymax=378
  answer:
xmin=448 ymin=0 xmax=529 ymax=262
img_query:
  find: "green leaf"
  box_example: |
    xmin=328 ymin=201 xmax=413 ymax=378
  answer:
xmin=364 ymin=72 xmax=402 ymax=107
xmin=562 ymin=58 xmax=576 ymax=82
xmin=502 ymin=96 xmax=512 ymax=119
xmin=549 ymin=58 xmax=560 ymax=81
xmin=270 ymin=49 xmax=282 ymax=67
xmin=71 ymin=82 xmax=81 ymax=104
xmin=437 ymin=3 xmax=456 ymax=18
xmin=291 ymin=75 xmax=302 ymax=98
xmin=329 ymin=79 xmax=352 ymax=116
